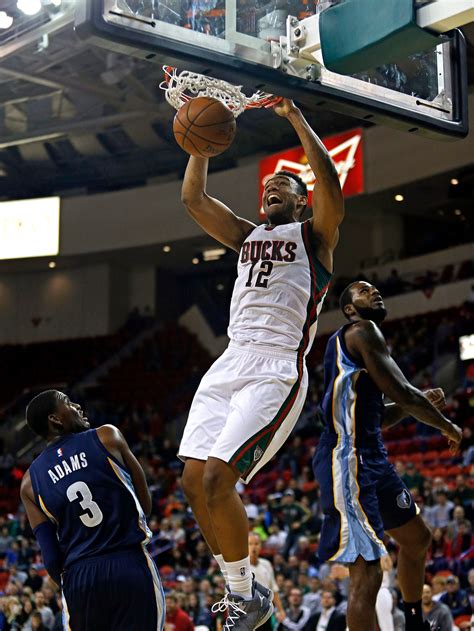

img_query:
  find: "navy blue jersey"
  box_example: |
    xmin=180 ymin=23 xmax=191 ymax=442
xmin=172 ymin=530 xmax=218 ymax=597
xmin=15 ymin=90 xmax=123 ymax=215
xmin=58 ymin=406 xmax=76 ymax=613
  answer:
xmin=29 ymin=429 xmax=151 ymax=568
xmin=319 ymin=323 xmax=386 ymax=452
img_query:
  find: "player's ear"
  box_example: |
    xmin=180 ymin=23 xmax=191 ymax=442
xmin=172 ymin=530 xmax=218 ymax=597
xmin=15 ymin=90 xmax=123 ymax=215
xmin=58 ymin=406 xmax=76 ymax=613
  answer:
xmin=344 ymin=304 xmax=356 ymax=318
xmin=297 ymin=196 xmax=308 ymax=217
xmin=48 ymin=412 xmax=62 ymax=430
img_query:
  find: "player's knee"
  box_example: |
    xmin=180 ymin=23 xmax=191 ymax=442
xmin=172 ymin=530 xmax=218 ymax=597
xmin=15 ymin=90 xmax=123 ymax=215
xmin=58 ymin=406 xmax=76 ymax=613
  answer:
xmin=202 ymin=462 xmax=233 ymax=504
xmin=350 ymin=561 xmax=382 ymax=602
xmin=181 ymin=464 xmax=203 ymax=503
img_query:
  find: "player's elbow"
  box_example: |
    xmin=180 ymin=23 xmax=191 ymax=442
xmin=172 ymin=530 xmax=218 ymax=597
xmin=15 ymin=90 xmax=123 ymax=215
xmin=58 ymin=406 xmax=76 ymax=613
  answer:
xmin=396 ymin=385 xmax=424 ymax=411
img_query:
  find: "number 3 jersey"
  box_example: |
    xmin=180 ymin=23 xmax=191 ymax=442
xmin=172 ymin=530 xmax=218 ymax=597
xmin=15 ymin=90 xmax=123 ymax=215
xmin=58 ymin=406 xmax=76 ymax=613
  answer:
xmin=228 ymin=220 xmax=332 ymax=355
xmin=29 ymin=429 xmax=151 ymax=568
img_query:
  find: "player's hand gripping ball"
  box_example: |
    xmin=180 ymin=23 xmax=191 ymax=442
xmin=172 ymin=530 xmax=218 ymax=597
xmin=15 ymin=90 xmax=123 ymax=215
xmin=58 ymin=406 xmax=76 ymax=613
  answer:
xmin=173 ymin=96 xmax=236 ymax=158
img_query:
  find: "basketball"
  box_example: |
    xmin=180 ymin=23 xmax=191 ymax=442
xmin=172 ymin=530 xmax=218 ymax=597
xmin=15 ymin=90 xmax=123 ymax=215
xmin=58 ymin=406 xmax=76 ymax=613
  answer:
xmin=173 ymin=96 xmax=236 ymax=158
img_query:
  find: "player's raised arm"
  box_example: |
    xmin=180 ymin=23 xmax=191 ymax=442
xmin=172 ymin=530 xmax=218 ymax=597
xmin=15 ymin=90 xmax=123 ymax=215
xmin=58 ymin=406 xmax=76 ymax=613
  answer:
xmin=181 ymin=155 xmax=256 ymax=252
xmin=273 ymin=99 xmax=344 ymax=269
xmin=96 ymin=424 xmax=152 ymax=516
xmin=346 ymin=320 xmax=462 ymax=451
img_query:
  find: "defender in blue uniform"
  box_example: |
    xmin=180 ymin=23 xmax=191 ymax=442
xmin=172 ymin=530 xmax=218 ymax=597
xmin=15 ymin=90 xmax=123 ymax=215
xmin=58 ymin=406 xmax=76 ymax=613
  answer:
xmin=20 ymin=390 xmax=165 ymax=631
xmin=313 ymin=281 xmax=462 ymax=631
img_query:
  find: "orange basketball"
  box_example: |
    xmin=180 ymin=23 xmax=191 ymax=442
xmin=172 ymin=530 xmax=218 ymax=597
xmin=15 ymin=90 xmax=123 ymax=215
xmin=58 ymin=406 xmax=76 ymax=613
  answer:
xmin=173 ymin=96 xmax=236 ymax=158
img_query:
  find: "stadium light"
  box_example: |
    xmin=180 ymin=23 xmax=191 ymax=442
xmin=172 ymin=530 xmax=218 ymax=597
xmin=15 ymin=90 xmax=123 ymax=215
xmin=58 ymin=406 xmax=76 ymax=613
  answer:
xmin=48 ymin=261 xmax=56 ymax=269
xmin=394 ymin=194 xmax=404 ymax=202
xmin=0 ymin=11 xmax=14 ymax=29
xmin=450 ymin=178 xmax=459 ymax=185
xmin=17 ymin=0 xmax=42 ymax=16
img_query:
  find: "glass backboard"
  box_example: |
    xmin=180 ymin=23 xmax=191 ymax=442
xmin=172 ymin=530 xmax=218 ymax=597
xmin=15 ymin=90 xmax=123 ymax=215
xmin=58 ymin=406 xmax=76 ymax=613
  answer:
xmin=75 ymin=0 xmax=468 ymax=140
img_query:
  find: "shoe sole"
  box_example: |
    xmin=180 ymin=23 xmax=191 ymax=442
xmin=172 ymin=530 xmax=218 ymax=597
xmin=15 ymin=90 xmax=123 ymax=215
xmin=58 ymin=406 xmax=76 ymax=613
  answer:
xmin=254 ymin=603 xmax=274 ymax=630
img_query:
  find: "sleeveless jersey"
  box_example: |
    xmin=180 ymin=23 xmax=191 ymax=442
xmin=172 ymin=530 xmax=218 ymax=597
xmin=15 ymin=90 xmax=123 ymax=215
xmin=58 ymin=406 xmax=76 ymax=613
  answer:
xmin=29 ymin=429 xmax=151 ymax=568
xmin=228 ymin=220 xmax=332 ymax=356
xmin=319 ymin=324 xmax=386 ymax=451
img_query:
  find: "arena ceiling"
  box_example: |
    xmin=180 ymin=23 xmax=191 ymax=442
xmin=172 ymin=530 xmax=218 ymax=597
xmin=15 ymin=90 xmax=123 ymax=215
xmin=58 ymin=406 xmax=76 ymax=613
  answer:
xmin=0 ymin=3 xmax=473 ymax=204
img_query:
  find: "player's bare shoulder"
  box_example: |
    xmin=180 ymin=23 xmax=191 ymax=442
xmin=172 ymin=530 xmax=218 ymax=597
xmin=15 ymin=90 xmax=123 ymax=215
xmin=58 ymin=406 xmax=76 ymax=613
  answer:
xmin=345 ymin=320 xmax=387 ymax=356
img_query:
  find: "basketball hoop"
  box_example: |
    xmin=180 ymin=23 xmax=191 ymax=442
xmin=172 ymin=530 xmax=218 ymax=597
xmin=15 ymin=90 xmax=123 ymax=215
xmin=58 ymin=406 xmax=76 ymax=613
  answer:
xmin=160 ymin=66 xmax=282 ymax=118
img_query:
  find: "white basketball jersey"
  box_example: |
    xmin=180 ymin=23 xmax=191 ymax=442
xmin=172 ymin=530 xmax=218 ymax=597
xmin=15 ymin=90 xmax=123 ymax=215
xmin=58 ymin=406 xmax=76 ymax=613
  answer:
xmin=228 ymin=220 xmax=332 ymax=355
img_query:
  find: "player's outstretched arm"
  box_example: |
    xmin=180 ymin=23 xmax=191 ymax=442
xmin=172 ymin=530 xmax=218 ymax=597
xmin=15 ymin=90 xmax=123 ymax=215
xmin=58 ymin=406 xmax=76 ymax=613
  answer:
xmin=273 ymin=99 xmax=344 ymax=270
xmin=97 ymin=425 xmax=152 ymax=516
xmin=181 ymin=155 xmax=256 ymax=252
xmin=346 ymin=321 xmax=462 ymax=452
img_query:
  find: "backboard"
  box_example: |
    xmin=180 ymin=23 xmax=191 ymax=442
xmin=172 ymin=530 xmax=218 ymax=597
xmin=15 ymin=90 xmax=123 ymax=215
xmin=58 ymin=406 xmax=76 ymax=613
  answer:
xmin=75 ymin=0 xmax=469 ymax=140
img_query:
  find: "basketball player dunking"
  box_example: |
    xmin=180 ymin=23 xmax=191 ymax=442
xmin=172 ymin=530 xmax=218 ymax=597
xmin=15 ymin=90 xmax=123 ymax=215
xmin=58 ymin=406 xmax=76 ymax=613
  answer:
xmin=314 ymin=281 xmax=462 ymax=631
xmin=21 ymin=390 xmax=165 ymax=631
xmin=178 ymin=98 xmax=344 ymax=631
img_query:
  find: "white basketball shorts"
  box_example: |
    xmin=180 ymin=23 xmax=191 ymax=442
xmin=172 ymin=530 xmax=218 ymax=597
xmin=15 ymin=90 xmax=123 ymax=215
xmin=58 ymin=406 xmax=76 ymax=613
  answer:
xmin=178 ymin=340 xmax=308 ymax=483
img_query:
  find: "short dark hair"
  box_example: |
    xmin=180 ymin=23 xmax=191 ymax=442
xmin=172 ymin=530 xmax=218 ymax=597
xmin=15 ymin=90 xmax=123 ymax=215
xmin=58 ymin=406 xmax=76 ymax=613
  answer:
xmin=275 ymin=171 xmax=308 ymax=197
xmin=339 ymin=282 xmax=358 ymax=319
xmin=26 ymin=390 xmax=60 ymax=437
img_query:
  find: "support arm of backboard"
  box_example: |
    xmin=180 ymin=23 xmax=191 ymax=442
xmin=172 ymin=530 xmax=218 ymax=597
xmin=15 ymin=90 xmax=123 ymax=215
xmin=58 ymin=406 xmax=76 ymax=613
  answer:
xmin=285 ymin=0 xmax=474 ymax=64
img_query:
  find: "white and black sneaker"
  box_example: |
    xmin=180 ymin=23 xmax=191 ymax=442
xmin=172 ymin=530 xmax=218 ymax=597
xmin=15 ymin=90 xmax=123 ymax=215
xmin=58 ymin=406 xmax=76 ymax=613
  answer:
xmin=212 ymin=585 xmax=273 ymax=631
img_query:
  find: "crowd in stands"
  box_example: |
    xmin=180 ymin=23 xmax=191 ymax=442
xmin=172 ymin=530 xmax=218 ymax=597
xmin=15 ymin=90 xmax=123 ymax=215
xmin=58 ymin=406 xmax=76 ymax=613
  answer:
xmin=0 ymin=299 xmax=473 ymax=630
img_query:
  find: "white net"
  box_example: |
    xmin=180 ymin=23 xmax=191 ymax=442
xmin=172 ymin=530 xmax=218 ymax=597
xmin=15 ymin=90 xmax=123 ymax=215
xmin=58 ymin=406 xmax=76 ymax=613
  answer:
xmin=160 ymin=67 xmax=279 ymax=117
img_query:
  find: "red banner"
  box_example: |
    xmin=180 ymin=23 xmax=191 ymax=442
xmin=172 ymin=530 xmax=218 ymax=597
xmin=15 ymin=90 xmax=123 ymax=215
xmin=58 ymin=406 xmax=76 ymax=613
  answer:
xmin=258 ymin=128 xmax=364 ymax=220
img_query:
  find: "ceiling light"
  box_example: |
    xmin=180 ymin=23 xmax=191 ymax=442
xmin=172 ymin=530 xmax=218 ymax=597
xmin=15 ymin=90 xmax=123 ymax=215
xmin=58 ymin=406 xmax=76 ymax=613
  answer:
xmin=48 ymin=261 xmax=56 ymax=269
xmin=450 ymin=178 xmax=459 ymax=186
xmin=454 ymin=209 xmax=462 ymax=216
xmin=192 ymin=257 xmax=199 ymax=265
xmin=216 ymin=283 xmax=224 ymax=291
xmin=163 ymin=245 xmax=171 ymax=253
xmin=17 ymin=0 xmax=42 ymax=16
xmin=0 ymin=11 xmax=13 ymax=29
xmin=394 ymin=194 xmax=404 ymax=202
xmin=203 ymin=247 xmax=226 ymax=262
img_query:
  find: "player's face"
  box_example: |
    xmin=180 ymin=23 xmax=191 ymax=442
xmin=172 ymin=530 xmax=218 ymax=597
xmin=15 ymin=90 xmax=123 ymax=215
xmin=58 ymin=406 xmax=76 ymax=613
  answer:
xmin=262 ymin=176 xmax=306 ymax=224
xmin=54 ymin=393 xmax=90 ymax=434
xmin=350 ymin=282 xmax=387 ymax=324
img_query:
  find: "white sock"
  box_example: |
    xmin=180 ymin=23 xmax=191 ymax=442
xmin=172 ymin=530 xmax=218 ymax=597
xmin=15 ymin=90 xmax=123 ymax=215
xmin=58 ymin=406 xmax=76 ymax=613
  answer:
xmin=225 ymin=556 xmax=252 ymax=599
xmin=214 ymin=554 xmax=229 ymax=583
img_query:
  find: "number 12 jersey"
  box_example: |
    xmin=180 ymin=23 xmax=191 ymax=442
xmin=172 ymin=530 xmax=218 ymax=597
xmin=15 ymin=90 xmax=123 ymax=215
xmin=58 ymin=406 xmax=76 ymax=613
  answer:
xmin=29 ymin=429 xmax=151 ymax=568
xmin=228 ymin=220 xmax=332 ymax=355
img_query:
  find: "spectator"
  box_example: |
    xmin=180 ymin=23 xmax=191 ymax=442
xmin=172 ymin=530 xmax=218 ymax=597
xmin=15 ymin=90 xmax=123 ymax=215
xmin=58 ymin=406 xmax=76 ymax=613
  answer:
xmin=165 ymin=593 xmax=194 ymax=631
xmin=24 ymin=569 xmax=42 ymax=594
xmin=401 ymin=462 xmax=424 ymax=494
xmin=186 ymin=593 xmax=211 ymax=628
xmin=302 ymin=577 xmax=321 ymax=616
xmin=30 ymin=611 xmax=47 ymax=631
xmin=278 ymin=588 xmax=311 ymax=631
xmin=248 ymin=532 xmax=286 ymax=624
xmin=447 ymin=506 xmax=466 ymax=541
xmin=34 ymin=592 xmax=54 ymax=630
xmin=421 ymin=584 xmax=453 ymax=631
xmin=52 ymin=593 xmax=63 ymax=631
xmin=467 ymin=569 xmax=474 ymax=610
xmin=391 ymin=590 xmax=405 ymax=631
xmin=440 ymin=575 xmax=472 ymax=619
xmin=243 ymin=495 xmax=259 ymax=522
xmin=305 ymin=590 xmax=346 ymax=631
xmin=431 ymin=575 xmax=447 ymax=602
xmin=429 ymin=491 xmax=455 ymax=529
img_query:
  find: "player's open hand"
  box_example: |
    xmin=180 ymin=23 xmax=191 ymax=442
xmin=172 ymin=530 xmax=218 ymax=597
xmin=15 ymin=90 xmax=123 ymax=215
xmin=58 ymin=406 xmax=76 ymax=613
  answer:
xmin=424 ymin=388 xmax=446 ymax=410
xmin=273 ymin=98 xmax=298 ymax=118
xmin=443 ymin=422 xmax=462 ymax=455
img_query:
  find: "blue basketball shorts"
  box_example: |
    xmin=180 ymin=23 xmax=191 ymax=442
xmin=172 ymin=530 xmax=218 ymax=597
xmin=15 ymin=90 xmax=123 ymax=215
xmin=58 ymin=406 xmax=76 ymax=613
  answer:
xmin=313 ymin=434 xmax=418 ymax=563
xmin=61 ymin=547 xmax=165 ymax=631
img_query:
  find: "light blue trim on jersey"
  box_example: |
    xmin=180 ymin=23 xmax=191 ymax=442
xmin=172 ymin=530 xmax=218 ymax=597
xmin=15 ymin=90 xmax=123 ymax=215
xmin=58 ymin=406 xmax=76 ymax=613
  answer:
xmin=329 ymin=337 xmax=386 ymax=563
xmin=107 ymin=458 xmax=152 ymax=543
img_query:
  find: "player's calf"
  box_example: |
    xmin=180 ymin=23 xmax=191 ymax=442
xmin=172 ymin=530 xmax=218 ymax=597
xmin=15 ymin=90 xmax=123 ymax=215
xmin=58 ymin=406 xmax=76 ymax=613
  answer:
xmin=347 ymin=557 xmax=383 ymax=631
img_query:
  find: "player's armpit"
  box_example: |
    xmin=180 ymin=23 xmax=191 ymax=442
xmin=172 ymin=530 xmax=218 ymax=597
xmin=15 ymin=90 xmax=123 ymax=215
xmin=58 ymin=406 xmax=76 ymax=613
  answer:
xmin=20 ymin=471 xmax=49 ymax=530
xmin=97 ymin=424 xmax=152 ymax=516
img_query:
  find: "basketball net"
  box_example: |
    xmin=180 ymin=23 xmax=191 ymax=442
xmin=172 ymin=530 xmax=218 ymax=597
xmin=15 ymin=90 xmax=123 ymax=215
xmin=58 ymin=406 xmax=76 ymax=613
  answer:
xmin=160 ymin=66 xmax=282 ymax=117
